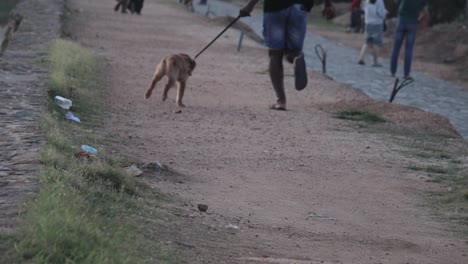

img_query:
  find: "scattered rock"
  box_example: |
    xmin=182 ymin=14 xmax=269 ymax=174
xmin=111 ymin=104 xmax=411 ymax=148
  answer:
xmin=174 ymin=241 xmax=195 ymax=249
xmin=143 ymin=161 xmax=168 ymax=172
xmin=226 ymin=224 xmax=239 ymax=230
xmin=197 ymin=204 xmax=208 ymax=212
xmin=125 ymin=165 xmax=143 ymax=177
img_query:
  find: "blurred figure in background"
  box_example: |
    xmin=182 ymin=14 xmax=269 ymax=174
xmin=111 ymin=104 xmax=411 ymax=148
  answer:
xmin=322 ymin=0 xmax=336 ymax=21
xmin=348 ymin=0 xmax=364 ymax=33
xmin=358 ymin=0 xmax=388 ymax=67
xmin=390 ymin=0 xmax=427 ymax=80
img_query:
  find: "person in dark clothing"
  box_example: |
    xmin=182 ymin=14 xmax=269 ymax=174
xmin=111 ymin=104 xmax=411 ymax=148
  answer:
xmin=128 ymin=0 xmax=144 ymax=15
xmin=114 ymin=0 xmax=129 ymax=13
xmin=114 ymin=0 xmax=144 ymax=15
xmin=322 ymin=0 xmax=336 ymax=20
xmin=239 ymin=0 xmax=314 ymax=110
xmin=349 ymin=0 xmax=364 ymax=33
xmin=390 ymin=0 xmax=427 ymax=80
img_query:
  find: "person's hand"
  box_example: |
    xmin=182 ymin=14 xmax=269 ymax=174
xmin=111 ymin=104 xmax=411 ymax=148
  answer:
xmin=239 ymin=6 xmax=253 ymax=17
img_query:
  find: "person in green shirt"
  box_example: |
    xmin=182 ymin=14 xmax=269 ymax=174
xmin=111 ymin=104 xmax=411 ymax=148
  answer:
xmin=390 ymin=0 xmax=427 ymax=80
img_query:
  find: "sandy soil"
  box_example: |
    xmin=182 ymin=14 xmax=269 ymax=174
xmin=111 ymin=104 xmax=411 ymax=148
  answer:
xmin=67 ymin=0 xmax=467 ymax=263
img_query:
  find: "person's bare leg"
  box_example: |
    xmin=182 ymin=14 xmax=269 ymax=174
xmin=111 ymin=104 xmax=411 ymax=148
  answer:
xmin=358 ymin=44 xmax=367 ymax=65
xmin=369 ymin=44 xmax=382 ymax=67
xmin=372 ymin=45 xmax=381 ymax=66
xmin=268 ymin=49 xmax=286 ymax=110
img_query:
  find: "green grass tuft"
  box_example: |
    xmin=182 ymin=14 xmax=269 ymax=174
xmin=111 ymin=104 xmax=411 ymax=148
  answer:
xmin=335 ymin=110 xmax=386 ymax=124
xmin=408 ymin=165 xmax=462 ymax=175
xmin=47 ymin=39 xmax=101 ymax=117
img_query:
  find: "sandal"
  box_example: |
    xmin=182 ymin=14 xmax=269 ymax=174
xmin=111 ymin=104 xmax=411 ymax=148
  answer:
xmin=294 ymin=54 xmax=308 ymax=91
xmin=270 ymin=103 xmax=286 ymax=111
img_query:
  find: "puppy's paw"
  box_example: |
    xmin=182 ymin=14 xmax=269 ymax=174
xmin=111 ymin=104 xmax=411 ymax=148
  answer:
xmin=144 ymin=91 xmax=152 ymax=99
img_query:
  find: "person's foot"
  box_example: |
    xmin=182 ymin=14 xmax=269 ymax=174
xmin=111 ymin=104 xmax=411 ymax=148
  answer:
xmin=293 ymin=54 xmax=308 ymax=91
xmin=270 ymin=103 xmax=286 ymax=111
xmin=404 ymin=76 xmax=414 ymax=81
xmin=358 ymin=60 xmax=365 ymax=65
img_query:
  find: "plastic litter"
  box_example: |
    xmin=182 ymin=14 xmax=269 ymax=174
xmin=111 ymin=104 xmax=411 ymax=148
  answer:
xmin=54 ymin=96 xmax=73 ymax=110
xmin=66 ymin=112 xmax=81 ymax=123
xmin=74 ymin=150 xmax=88 ymax=158
xmin=226 ymin=224 xmax=239 ymax=230
xmin=81 ymin=145 xmax=97 ymax=155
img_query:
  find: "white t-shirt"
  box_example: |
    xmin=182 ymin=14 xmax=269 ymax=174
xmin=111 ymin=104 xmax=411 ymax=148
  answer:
xmin=364 ymin=0 xmax=388 ymax=25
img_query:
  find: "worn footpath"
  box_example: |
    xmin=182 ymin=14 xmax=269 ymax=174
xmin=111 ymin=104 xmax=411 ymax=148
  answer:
xmin=63 ymin=0 xmax=468 ymax=263
xmin=0 ymin=0 xmax=62 ymax=232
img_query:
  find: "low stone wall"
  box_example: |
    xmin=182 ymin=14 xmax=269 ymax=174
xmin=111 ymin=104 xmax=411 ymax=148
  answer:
xmin=0 ymin=0 xmax=63 ymax=232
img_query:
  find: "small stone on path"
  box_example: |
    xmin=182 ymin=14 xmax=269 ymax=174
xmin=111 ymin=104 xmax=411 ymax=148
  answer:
xmin=197 ymin=204 xmax=208 ymax=212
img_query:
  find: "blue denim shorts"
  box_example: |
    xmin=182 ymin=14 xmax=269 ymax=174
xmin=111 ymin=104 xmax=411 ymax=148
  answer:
xmin=365 ymin=24 xmax=384 ymax=46
xmin=263 ymin=4 xmax=307 ymax=52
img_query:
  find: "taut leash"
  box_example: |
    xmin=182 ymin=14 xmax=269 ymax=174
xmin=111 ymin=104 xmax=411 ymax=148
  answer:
xmin=194 ymin=16 xmax=241 ymax=60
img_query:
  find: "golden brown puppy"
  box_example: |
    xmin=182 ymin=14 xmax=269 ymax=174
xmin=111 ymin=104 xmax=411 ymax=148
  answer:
xmin=144 ymin=54 xmax=196 ymax=107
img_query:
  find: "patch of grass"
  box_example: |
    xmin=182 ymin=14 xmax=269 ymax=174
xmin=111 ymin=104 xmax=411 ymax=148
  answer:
xmin=408 ymin=165 xmax=461 ymax=175
xmin=47 ymin=40 xmax=101 ymax=117
xmin=408 ymin=151 xmax=452 ymax=160
xmin=368 ymin=126 xmax=458 ymax=141
xmin=0 ymin=233 xmax=20 ymax=264
xmin=334 ymin=109 xmax=386 ymax=124
xmin=337 ymin=105 xmax=468 ymax=230
xmin=8 ymin=39 xmax=176 ymax=263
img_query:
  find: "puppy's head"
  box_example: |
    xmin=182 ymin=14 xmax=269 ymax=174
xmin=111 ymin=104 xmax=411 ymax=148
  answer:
xmin=180 ymin=54 xmax=196 ymax=76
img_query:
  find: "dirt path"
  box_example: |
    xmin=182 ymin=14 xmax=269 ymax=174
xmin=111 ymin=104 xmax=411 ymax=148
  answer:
xmin=67 ymin=0 xmax=467 ymax=263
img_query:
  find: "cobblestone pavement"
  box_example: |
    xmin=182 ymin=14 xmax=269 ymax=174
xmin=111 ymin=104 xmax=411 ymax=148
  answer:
xmin=192 ymin=1 xmax=468 ymax=138
xmin=0 ymin=0 xmax=62 ymax=232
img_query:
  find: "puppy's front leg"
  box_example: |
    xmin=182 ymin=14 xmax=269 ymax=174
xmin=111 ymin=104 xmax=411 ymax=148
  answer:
xmin=176 ymin=81 xmax=186 ymax=107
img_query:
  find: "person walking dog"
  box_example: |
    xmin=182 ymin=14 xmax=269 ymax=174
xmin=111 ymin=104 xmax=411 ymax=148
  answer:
xmin=239 ymin=0 xmax=314 ymax=111
xmin=390 ymin=0 xmax=427 ymax=80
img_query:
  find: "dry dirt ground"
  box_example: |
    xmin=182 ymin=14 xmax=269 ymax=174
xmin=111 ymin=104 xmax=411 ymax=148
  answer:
xmin=67 ymin=0 xmax=467 ymax=263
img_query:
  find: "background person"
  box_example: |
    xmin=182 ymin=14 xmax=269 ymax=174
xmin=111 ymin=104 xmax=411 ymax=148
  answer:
xmin=358 ymin=0 xmax=388 ymax=67
xmin=348 ymin=0 xmax=364 ymax=33
xmin=390 ymin=0 xmax=427 ymax=80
